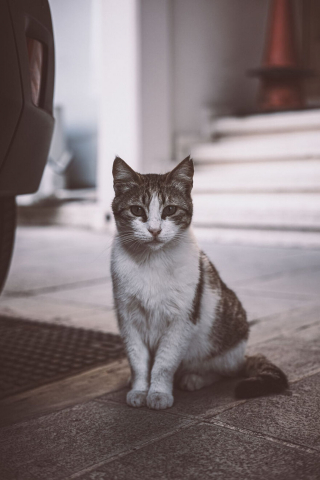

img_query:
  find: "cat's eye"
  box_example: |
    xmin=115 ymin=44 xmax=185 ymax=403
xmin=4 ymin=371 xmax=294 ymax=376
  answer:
xmin=162 ymin=205 xmax=177 ymax=217
xmin=130 ymin=205 xmax=145 ymax=217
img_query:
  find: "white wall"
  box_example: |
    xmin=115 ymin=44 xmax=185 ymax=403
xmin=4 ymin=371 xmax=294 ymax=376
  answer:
xmin=97 ymin=0 xmax=141 ymax=217
xmin=172 ymin=0 xmax=269 ymax=136
xmin=139 ymin=0 xmax=270 ymax=167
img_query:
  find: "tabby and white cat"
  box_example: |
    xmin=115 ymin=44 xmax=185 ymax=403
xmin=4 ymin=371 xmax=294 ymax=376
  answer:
xmin=111 ymin=156 xmax=288 ymax=410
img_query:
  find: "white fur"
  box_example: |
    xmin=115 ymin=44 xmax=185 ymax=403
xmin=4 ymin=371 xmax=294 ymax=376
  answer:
xmin=211 ymin=340 xmax=247 ymax=375
xmin=147 ymin=194 xmax=161 ymax=232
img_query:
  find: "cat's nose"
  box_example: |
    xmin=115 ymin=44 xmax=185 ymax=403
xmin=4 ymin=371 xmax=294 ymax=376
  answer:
xmin=148 ymin=227 xmax=162 ymax=237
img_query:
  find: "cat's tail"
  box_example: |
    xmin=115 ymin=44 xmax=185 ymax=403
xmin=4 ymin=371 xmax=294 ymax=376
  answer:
xmin=234 ymin=354 xmax=288 ymax=399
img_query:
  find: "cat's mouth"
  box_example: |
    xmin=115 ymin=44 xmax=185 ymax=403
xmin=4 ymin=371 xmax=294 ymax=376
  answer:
xmin=149 ymin=237 xmax=162 ymax=244
xmin=146 ymin=237 xmax=164 ymax=248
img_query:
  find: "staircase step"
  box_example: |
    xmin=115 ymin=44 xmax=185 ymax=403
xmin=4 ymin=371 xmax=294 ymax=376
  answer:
xmin=191 ymin=131 xmax=320 ymax=164
xmin=192 ymin=193 xmax=320 ymax=231
xmin=193 ymin=160 xmax=320 ymax=193
xmin=211 ymin=109 xmax=320 ymax=138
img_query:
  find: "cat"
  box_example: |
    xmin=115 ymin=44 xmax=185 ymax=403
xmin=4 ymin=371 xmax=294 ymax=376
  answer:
xmin=111 ymin=155 xmax=288 ymax=410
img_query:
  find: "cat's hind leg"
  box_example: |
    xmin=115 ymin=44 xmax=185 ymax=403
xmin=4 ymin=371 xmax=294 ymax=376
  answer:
xmin=178 ymin=371 xmax=221 ymax=391
xmin=210 ymin=340 xmax=247 ymax=377
xmin=178 ymin=340 xmax=247 ymax=391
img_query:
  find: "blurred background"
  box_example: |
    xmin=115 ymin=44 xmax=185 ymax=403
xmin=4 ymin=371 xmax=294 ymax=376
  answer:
xmin=16 ymin=0 xmax=320 ymax=242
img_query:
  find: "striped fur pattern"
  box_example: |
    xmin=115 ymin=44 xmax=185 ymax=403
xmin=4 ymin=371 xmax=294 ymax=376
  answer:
xmin=111 ymin=156 xmax=288 ymax=409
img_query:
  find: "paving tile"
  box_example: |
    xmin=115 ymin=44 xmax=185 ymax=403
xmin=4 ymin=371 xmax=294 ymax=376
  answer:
xmin=246 ymin=301 xmax=320 ymax=383
xmin=214 ymin=373 xmax=320 ymax=452
xmin=237 ymin=291 xmax=311 ymax=322
xmin=198 ymin=242 xmax=302 ymax=265
xmin=0 ymin=297 xmax=118 ymax=333
xmin=65 ymin=309 xmax=118 ymax=333
xmin=5 ymin=227 xmax=112 ymax=293
xmin=247 ymin=303 xmax=320 ymax=345
xmin=5 ymin=259 xmax=110 ymax=294
xmin=0 ymin=400 xmax=188 ymax=480
xmin=246 ymin=336 xmax=320 ymax=382
xmin=199 ymin=241 xmax=320 ymax=286
xmin=38 ymin=281 xmax=114 ymax=309
xmin=231 ymin=257 xmax=320 ymax=288
xmin=75 ymin=423 xmax=320 ymax=480
xmin=289 ymin=321 xmax=320 ymax=343
xmin=235 ymin=267 xmax=320 ymax=297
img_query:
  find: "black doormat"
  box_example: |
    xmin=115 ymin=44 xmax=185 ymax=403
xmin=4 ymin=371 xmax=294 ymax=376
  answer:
xmin=0 ymin=316 xmax=125 ymax=400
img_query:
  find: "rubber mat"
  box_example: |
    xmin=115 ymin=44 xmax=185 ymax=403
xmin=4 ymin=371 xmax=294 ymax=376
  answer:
xmin=0 ymin=316 xmax=125 ymax=400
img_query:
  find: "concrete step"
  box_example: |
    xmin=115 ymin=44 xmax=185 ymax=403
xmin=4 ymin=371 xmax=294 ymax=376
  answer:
xmin=191 ymin=131 xmax=320 ymax=164
xmin=211 ymin=109 xmax=320 ymax=138
xmin=192 ymin=193 xmax=320 ymax=231
xmin=17 ymin=199 xmax=111 ymax=231
xmin=193 ymin=160 xmax=320 ymax=194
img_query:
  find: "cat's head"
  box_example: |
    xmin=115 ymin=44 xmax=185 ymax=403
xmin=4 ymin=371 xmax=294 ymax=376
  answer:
xmin=112 ymin=156 xmax=194 ymax=251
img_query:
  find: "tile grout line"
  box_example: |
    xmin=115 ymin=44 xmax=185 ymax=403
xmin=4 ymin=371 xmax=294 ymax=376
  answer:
xmin=200 ymin=368 xmax=320 ymax=420
xmin=68 ymin=399 xmax=319 ymax=479
xmin=13 ymin=295 xmax=116 ymax=313
xmin=68 ymin=419 xmax=198 ymax=479
xmin=236 ymin=288 xmax=319 ymax=302
xmin=198 ymin=400 xmax=248 ymax=420
xmin=247 ymin=327 xmax=320 ymax=348
xmin=96 ymin=396 xmax=249 ymax=422
xmin=290 ymin=366 xmax=320 ymax=384
xmin=202 ymin=418 xmax=319 ymax=455
xmin=233 ymin=263 xmax=320 ymax=288
xmin=249 ymin=314 xmax=320 ymax=330
xmin=3 ymin=276 xmax=112 ymax=298
xmin=94 ymin=397 xmax=202 ymax=422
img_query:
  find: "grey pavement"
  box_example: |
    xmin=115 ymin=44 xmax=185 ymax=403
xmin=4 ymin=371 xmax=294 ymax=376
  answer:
xmin=0 ymin=227 xmax=117 ymax=333
xmin=0 ymin=226 xmax=320 ymax=479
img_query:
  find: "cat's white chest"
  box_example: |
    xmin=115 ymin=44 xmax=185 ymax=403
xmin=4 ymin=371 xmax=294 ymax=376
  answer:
xmin=112 ymin=239 xmax=199 ymax=321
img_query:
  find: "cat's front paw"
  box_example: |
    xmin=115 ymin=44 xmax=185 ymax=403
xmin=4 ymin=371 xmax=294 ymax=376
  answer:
xmin=147 ymin=391 xmax=174 ymax=410
xmin=126 ymin=390 xmax=148 ymax=408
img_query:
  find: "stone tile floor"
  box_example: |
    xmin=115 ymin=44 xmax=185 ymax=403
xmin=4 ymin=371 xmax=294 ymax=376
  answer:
xmin=0 ymin=226 xmax=320 ymax=479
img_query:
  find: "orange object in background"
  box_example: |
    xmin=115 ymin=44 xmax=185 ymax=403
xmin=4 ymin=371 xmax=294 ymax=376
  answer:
xmin=263 ymin=0 xmax=298 ymax=68
xmin=250 ymin=0 xmax=312 ymax=112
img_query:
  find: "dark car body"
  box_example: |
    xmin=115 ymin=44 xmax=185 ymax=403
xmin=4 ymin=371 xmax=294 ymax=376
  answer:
xmin=0 ymin=0 xmax=55 ymax=196
xmin=0 ymin=0 xmax=55 ymax=293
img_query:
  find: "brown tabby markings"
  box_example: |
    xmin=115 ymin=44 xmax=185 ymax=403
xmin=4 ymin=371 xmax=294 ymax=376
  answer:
xmin=190 ymin=255 xmax=204 ymax=325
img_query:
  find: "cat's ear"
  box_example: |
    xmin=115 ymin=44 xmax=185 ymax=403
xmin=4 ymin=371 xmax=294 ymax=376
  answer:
xmin=112 ymin=156 xmax=141 ymax=195
xmin=166 ymin=156 xmax=194 ymax=193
